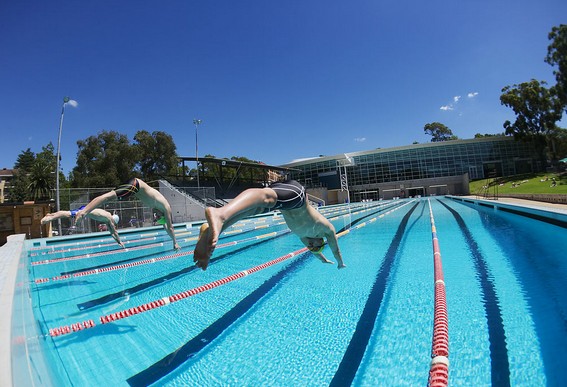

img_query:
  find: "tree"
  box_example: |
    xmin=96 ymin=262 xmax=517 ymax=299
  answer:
xmin=545 ymin=24 xmax=567 ymax=111
xmin=423 ymin=122 xmax=458 ymax=142
xmin=14 ymin=148 xmax=35 ymax=171
xmin=500 ymin=79 xmax=563 ymax=164
xmin=27 ymin=158 xmax=53 ymax=200
xmin=72 ymin=130 xmax=136 ymax=188
xmin=10 ymin=144 xmax=58 ymax=202
xmin=230 ymin=156 xmax=266 ymax=182
xmin=133 ymin=130 xmax=178 ymax=180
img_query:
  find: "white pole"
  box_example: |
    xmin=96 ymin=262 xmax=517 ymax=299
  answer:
xmin=193 ymin=119 xmax=202 ymax=188
xmin=55 ymin=97 xmax=70 ymax=236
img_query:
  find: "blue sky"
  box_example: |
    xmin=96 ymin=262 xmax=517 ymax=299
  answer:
xmin=1 ymin=1 xmax=565 ymax=174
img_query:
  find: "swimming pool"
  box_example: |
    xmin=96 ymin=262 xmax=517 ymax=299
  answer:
xmin=11 ymin=197 xmax=567 ymax=386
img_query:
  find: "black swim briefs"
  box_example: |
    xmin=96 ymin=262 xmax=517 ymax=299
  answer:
xmin=269 ymin=180 xmax=306 ymax=210
xmin=114 ymin=178 xmax=140 ymax=200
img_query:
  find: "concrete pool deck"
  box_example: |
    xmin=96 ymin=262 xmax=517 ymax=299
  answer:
xmin=462 ymin=195 xmax=567 ymax=214
xmin=0 ymin=196 xmax=565 ymax=386
xmin=0 ymin=234 xmax=26 ymax=387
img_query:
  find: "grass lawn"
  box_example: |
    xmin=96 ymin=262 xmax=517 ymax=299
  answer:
xmin=469 ymin=172 xmax=567 ymax=195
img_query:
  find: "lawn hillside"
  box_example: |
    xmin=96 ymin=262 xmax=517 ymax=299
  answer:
xmin=469 ymin=172 xmax=567 ymax=195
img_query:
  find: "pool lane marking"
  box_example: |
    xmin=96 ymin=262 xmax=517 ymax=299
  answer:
xmin=46 ymin=200 xmax=414 ymax=338
xmin=436 ymin=199 xmax=511 ymax=386
xmin=330 ymin=200 xmax=421 ymax=386
xmin=427 ymin=199 xmax=449 ymax=387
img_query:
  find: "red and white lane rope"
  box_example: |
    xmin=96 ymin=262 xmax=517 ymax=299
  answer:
xmin=427 ymin=199 xmax=449 ymax=387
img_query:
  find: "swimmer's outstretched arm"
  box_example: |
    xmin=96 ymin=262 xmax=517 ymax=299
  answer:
xmin=107 ymin=221 xmax=125 ymax=248
xmin=315 ymin=252 xmax=334 ymax=264
xmin=325 ymin=231 xmax=346 ymax=269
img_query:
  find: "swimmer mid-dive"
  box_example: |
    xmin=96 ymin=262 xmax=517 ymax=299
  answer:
xmin=42 ymin=207 xmax=124 ymax=248
xmin=75 ymin=178 xmax=180 ymax=250
xmin=194 ymin=180 xmax=346 ymax=271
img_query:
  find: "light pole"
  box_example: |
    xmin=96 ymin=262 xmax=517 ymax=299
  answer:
xmin=193 ymin=119 xmax=202 ymax=187
xmin=55 ymin=96 xmax=75 ymax=236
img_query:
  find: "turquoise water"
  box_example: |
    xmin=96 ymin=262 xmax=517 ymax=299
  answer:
xmin=26 ymin=198 xmax=567 ymax=386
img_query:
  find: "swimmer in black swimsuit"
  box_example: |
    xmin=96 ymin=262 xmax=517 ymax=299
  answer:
xmin=76 ymin=178 xmax=180 ymax=250
xmin=194 ymin=180 xmax=346 ymax=271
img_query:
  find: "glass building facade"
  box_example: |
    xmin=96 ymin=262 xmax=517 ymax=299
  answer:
xmin=281 ymin=137 xmax=539 ymax=200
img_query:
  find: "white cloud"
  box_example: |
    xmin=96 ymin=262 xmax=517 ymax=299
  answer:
xmin=440 ymin=105 xmax=453 ymax=111
xmin=453 ymin=95 xmax=461 ymax=103
xmin=467 ymin=92 xmax=479 ymax=98
xmin=354 ymin=137 xmax=366 ymax=142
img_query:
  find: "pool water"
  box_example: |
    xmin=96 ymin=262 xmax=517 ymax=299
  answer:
xmin=26 ymin=198 xmax=567 ymax=386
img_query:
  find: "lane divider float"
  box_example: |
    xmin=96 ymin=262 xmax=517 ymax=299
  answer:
xmin=427 ymin=199 xmax=449 ymax=387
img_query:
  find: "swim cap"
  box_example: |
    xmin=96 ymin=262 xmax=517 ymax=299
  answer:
xmin=112 ymin=214 xmax=120 ymax=225
xmin=156 ymin=216 xmax=167 ymax=225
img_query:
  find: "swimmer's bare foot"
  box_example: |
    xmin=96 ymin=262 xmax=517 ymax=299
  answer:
xmin=40 ymin=215 xmax=53 ymax=225
xmin=204 ymin=207 xmax=223 ymax=248
xmin=193 ymin=207 xmax=225 ymax=271
xmin=173 ymin=243 xmax=181 ymax=251
xmin=194 ymin=224 xmax=211 ymax=270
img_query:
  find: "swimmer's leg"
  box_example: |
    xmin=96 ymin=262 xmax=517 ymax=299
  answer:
xmin=193 ymin=188 xmax=277 ymax=270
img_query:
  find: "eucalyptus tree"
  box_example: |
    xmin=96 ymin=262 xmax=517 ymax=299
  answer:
xmin=546 ymin=24 xmax=567 ymax=110
xmin=423 ymin=122 xmax=458 ymax=142
xmin=500 ymin=79 xmax=563 ymax=164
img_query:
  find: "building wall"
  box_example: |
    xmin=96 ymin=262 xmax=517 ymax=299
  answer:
xmin=0 ymin=168 xmax=16 ymax=204
xmin=281 ymin=137 xmax=538 ymax=202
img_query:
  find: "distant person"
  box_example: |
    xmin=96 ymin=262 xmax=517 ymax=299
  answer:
xmin=76 ymin=178 xmax=180 ymax=250
xmin=42 ymin=207 xmax=124 ymax=248
xmin=194 ymin=180 xmax=346 ymax=271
